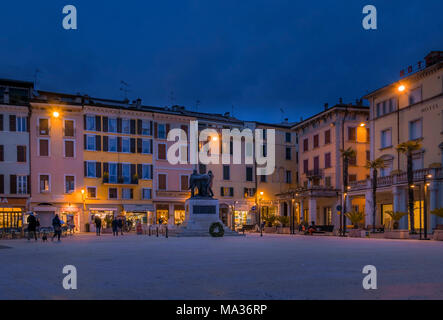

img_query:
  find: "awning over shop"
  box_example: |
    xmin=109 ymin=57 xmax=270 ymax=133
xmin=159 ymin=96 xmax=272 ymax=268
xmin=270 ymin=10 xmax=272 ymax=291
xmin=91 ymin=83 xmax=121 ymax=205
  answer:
xmin=123 ymin=204 xmax=154 ymax=212
xmin=33 ymin=206 xmax=57 ymax=212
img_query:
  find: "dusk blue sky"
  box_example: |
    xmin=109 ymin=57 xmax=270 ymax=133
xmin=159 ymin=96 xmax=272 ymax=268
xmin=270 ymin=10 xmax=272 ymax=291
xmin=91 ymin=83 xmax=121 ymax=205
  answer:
xmin=1 ymin=0 xmax=442 ymax=123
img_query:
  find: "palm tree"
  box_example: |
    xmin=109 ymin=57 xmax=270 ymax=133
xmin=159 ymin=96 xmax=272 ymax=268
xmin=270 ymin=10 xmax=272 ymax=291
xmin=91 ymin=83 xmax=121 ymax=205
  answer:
xmin=365 ymin=158 xmax=385 ymax=233
xmin=340 ymin=147 xmax=357 ymax=235
xmin=385 ymin=211 xmax=408 ymax=230
xmin=396 ymin=140 xmax=422 ymax=232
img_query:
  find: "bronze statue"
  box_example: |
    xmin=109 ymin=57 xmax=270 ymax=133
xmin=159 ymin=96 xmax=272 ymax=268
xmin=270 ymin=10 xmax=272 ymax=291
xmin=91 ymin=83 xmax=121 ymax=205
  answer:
xmin=189 ymin=169 xmax=214 ymax=198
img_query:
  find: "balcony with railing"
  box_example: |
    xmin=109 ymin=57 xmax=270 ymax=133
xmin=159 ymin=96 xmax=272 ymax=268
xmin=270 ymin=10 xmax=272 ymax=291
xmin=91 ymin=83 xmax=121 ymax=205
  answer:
xmin=36 ymin=126 xmax=50 ymax=136
xmin=102 ymin=175 xmax=139 ymax=185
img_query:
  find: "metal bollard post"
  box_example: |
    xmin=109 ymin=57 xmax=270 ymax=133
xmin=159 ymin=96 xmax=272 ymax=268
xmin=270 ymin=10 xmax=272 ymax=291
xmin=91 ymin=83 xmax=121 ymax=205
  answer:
xmin=149 ymin=226 xmax=151 ymax=236
xmin=260 ymin=227 xmax=263 ymax=237
xmin=166 ymin=226 xmax=168 ymax=238
xmin=156 ymin=227 xmax=159 ymax=237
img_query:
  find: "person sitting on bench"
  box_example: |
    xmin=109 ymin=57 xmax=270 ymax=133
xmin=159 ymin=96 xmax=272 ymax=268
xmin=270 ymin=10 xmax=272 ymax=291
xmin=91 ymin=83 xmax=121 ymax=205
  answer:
xmin=308 ymin=221 xmax=317 ymax=235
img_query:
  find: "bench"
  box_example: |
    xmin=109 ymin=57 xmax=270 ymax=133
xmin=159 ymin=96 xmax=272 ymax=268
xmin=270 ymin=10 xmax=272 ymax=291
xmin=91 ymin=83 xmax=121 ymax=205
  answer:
xmin=304 ymin=225 xmax=334 ymax=235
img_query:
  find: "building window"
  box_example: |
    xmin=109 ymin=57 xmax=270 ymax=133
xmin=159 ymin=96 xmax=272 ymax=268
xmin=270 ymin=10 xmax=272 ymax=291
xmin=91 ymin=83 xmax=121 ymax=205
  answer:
xmin=86 ymin=161 xmax=97 ymax=178
xmin=109 ymin=163 xmax=117 ymax=183
xmin=108 ymin=118 xmax=117 ymax=133
xmin=285 ymin=132 xmax=291 ymax=143
xmin=122 ymin=137 xmax=130 ymax=153
xmin=39 ymin=139 xmax=49 ymax=157
xmin=412 ymin=152 xmax=424 ymax=171
xmin=158 ymin=174 xmax=167 ymax=190
xmin=108 ymin=187 xmax=118 ymax=199
xmin=325 ymin=176 xmax=332 ymax=187
xmin=87 ymin=187 xmax=96 ymax=198
xmin=260 ymin=175 xmax=267 ymax=183
xmin=285 ymin=147 xmax=291 ymax=160
xmin=303 ymin=159 xmax=309 ymax=174
xmin=122 ymin=188 xmax=133 ymax=199
xmin=349 ymin=154 xmax=357 ymax=166
xmin=39 ymin=175 xmax=50 ymax=193
xmin=313 ymin=135 xmax=319 ymax=148
xmin=180 ymin=175 xmax=189 ymax=191
xmin=366 ymin=150 xmax=371 ymax=162
xmin=16 ymin=116 xmax=27 ymax=132
xmin=158 ymin=124 xmax=166 ymax=139
xmin=122 ymin=164 xmax=131 ymax=184
xmin=303 ymin=138 xmax=308 ymax=152
xmin=409 ymin=87 xmax=422 ymax=105
xmin=142 ymin=164 xmax=152 ymax=180
xmin=223 ymin=165 xmax=230 ymax=180
xmin=64 ymin=120 xmax=74 ymax=137
xmin=381 ymin=129 xmax=392 ymax=149
xmin=349 ymin=174 xmax=357 ymax=183
xmin=65 ymin=176 xmax=75 ymax=194
xmin=325 ymin=153 xmax=331 ymax=169
xmin=64 ymin=140 xmax=74 ymax=158
xmin=17 ymin=175 xmax=28 ymax=194
xmin=324 ymin=129 xmax=331 ymax=145
xmin=409 ymin=119 xmax=423 ymax=141
xmin=285 ymin=170 xmax=292 ymax=184
xmin=348 ymin=127 xmax=356 ymax=141
xmin=220 ymin=187 xmax=234 ymax=197
xmin=246 ymin=166 xmax=253 ymax=182
xmin=142 ymin=188 xmax=152 ymax=200
xmin=244 ymin=188 xmax=256 ymax=198
xmin=157 ymin=143 xmax=166 ymax=160
xmin=142 ymin=139 xmax=152 ymax=154
xmin=17 ymin=145 xmax=26 ymax=162
xmin=107 ymin=136 xmax=117 ymax=152
xmin=86 ymin=135 xmax=96 ymax=151
xmin=86 ymin=116 xmax=96 ymax=131
xmin=38 ymin=118 xmax=49 ymax=135
xmin=141 ymin=120 xmax=151 ymax=136
xmin=0 ymin=145 xmax=3 ymax=161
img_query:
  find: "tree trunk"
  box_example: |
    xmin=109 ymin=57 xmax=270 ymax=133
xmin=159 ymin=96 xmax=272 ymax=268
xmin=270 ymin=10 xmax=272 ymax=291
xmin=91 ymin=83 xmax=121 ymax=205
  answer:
xmin=372 ymin=169 xmax=377 ymax=233
xmin=407 ymin=152 xmax=415 ymax=232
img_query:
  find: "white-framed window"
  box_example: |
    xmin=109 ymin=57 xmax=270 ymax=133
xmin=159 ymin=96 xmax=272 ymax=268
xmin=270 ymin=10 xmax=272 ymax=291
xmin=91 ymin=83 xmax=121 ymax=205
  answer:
xmin=122 ymin=188 xmax=133 ymax=199
xmin=65 ymin=175 xmax=75 ymax=194
xmin=109 ymin=163 xmax=117 ymax=183
xmin=285 ymin=170 xmax=292 ymax=184
xmin=142 ymin=164 xmax=152 ymax=180
xmin=16 ymin=116 xmax=27 ymax=132
xmin=108 ymin=117 xmax=117 ymax=133
xmin=412 ymin=152 xmax=424 ymax=171
xmin=17 ymin=175 xmax=28 ymax=194
xmin=86 ymin=115 xmax=96 ymax=131
xmin=142 ymin=139 xmax=152 ymax=154
xmin=380 ymin=129 xmax=392 ymax=149
xmin=122 ymin=137 xmax=130 ymax=153
xmin=108 ymin=136 xmax=117 ymax=152
xmin=142 ymin=188 xmax=152 ymax=200
xmin=142 ymin=120 xmax=151 ymax=136
xmin=63 ymin=119 xmax=75 ymax=137
xmin=409 ymin=87 xmax=422 ymax=105
xmin=409 ymin=118 xmax=422 ymax=141
xmin=86 ymin=135 xmax=96 ymax=151
xmin=87 ymin=186 xmax=97 ymax=198
xmin=86 ymin=161 xmax=97 ymax=178
xmin=39 ymin=174 xmax=50 ymax=193
xmin=158 ymin=123 xmax=166 ymax=139
xmin=122 ymin=163 xmax=131 ymax=184
xmin=122 ymin=119 xmax=130 ymax=134
xmin=64 ymin=139 xmax=75 ymax=158
xmin=108 ymin=187 xmax=118 ymax=199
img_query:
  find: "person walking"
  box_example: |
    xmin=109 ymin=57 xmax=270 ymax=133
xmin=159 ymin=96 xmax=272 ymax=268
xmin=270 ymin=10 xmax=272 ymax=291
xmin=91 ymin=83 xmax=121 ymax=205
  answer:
xmin=117 ymin=218 xmax=123 ymax=235
xmin=94 ymin=216 xmax=102 ymax=236
xmin=52 ymin=214 xmax=62 ymax=242
xmin=112 ymin=218 xmax=119 ymax=236
xmin=27 ymin=213 xmax=38 ymax=241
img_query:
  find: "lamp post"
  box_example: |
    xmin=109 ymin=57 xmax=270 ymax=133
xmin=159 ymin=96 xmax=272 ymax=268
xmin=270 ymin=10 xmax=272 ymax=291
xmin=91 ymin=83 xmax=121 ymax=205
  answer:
xmin=259 ymin=191 xmax=264 ymax=237
xmin=423 ymin=174 xmax=432 ymax=240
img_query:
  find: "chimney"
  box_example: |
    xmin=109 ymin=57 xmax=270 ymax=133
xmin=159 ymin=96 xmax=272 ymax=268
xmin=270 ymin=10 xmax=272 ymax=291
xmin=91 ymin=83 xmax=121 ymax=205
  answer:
xmin=224 ymin=112 xmax=230 ymax=117
xmin=339 ymin=97 xmax=343 ymax=104
xmin=324 ymin=103 xmax=329 ymax=110
xmin=283 ymin=118 xmax=289 ymax=123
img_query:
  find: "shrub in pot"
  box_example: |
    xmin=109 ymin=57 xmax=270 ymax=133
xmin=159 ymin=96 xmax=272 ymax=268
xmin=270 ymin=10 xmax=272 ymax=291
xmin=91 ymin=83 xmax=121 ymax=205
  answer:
xmin=385 ymin=211 xmax=408 ymax=230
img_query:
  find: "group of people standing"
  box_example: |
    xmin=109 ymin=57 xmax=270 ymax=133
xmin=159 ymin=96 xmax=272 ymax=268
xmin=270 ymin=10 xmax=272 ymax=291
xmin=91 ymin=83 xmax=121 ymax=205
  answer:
xmin=26 ymin=212 xmax=63 ymax=242
xmin=94 ymin=216 xmax=125 ymax=236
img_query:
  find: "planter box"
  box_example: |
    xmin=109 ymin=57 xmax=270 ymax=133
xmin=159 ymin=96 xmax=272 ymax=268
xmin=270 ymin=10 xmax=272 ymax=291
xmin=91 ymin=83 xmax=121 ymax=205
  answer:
xmin=263 ymin=227 xmax=277 ymax=233
xmin=277 ymin=227 xmax=290 ymax=234
xmin=349 ymin=229 xmax=367 ymax=238
xmin=385 ymin=230 xmax=409 ymax=239
xmin=433 ymin=230 xmax=443 ymax=241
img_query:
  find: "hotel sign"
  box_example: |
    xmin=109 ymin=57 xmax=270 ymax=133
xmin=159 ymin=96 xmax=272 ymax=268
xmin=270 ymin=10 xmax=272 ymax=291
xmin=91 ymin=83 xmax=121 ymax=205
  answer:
xmin=400 ymin=61 xmax=425 ymax=78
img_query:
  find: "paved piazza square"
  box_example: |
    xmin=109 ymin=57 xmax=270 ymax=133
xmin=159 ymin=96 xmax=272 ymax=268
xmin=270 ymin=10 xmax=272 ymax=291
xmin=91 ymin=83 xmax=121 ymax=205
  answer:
xmin=1 ymin=234 xmax=443 ymax=300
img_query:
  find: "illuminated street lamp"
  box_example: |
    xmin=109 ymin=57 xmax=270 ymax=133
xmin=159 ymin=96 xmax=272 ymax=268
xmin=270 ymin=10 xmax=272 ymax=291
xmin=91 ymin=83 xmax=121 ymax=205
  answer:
xmin=53 ymin=111 xmax=60 ymax=118
xmin=398 ymin=85 xmax=406 ymax=92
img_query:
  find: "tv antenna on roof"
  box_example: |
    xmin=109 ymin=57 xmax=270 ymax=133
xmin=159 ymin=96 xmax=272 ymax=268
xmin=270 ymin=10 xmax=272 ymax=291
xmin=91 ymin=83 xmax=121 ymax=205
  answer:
xmin=120 ymin=80 xmax=131 ymax=100
xmin=34 ymin=68 xmax=41 ymax=89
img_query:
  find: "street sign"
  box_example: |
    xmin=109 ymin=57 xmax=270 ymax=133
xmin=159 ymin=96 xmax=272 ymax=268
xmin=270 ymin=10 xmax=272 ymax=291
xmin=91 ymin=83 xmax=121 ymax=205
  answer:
xmin=336 ymin=205 xmax=342 ymax=212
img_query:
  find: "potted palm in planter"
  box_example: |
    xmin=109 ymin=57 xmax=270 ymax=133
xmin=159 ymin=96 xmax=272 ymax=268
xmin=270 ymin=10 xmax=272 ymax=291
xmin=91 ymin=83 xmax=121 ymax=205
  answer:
xmin=431 ymin=208 xmax=443 ymax=241
xmin=384 ymin=211 xmax=409 ymax=239
xmin=276 ymin=216 xmax=290 ymax=234
xmin=262 ymin=212 xmax=277 ymax=233
xmin=345 ymin=211 xmax=366 ymax=237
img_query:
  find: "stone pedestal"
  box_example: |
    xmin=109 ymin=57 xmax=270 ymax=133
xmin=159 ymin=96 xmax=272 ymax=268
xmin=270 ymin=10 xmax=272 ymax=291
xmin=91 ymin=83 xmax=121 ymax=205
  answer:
xmin=385 ymin=230 xmax=409 ymax=239
xmin=175 ymin=198 xmax=242 ymax=237
xmin=433 ymin=230 xmax=443 ymax=241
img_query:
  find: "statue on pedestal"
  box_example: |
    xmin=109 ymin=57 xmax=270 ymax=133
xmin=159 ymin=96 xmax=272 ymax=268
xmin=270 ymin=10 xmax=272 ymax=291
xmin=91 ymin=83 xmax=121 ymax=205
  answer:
xmin=189 ymin=170 xmax=214 ymax=198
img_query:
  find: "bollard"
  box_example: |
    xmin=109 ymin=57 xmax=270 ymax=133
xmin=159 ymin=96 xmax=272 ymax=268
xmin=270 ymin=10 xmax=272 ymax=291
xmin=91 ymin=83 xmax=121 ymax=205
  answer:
xmin=260 ymin=227 xmax=263 ymax=237
xmin=166 ymin=226 xmax=168 ymax=238
xmin=243 ymin=228 xmax=245 ymax=235
xmin=149 ymin=227 xmax=151 ymax=236
xmin=156 ymin=227 xmax=159 ymax=237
